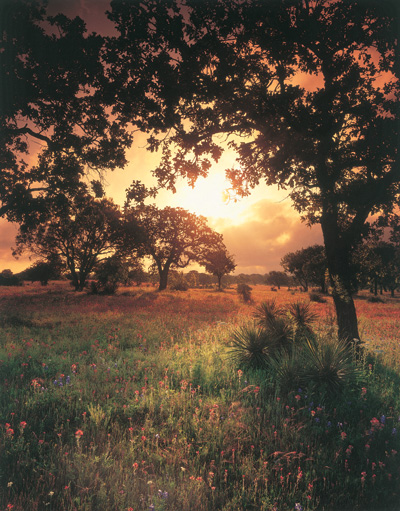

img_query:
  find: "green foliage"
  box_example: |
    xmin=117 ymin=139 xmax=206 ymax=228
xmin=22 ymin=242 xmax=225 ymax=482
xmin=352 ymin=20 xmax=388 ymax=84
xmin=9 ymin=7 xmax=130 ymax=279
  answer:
xmin=286 ymin=300 xmax=318 ymax=341
xmin=253 ymin=299 xmax=283 ymax=329
xmin=229 ymin=324 xmax=271 ymax=370
xmin=93 ymin=256 xmax=132 ymax=295
xmin=303 ymin=338 xmax=364 ymax=399
xmin=169 ymin=272 xmax=189 ymax=291
xmin=21 ymin=255 xmax=64 ymax=285
xmin=0 ymin=2 xmax=132 ymax=226
xmin=15 ymin=194 xmax=121 ymax=291
xmin=200 ymin=248 xmax=236 ymax=290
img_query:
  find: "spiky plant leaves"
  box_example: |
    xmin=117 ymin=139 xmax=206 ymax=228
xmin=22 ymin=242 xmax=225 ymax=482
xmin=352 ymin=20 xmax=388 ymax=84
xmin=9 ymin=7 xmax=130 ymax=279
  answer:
xmin=269 ymin=346 xmax=307 ymax=394
xmin=253 ymin=300 xmax=284 ymax=329
xmin=268 ymin=316 xmax=294 ymax=351
xmin=286 ymin=301 xmax=318 ymax=342
xmin=286 ymin=301 xmax=317 ymax=330
xmin=304 ymin=337 xmax=364 ymax=398
xmin=229 ymin=324 xmax=273 ymax=371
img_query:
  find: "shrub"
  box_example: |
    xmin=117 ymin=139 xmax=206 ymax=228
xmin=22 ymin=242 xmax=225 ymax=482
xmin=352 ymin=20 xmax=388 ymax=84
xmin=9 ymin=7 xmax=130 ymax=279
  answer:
xmin=303 ymin=337 xmax=363 ymax=399
xmin=253 ymin=300 xmax=283 ymax=329
xmin=0 ymin=269 xmax=22 ymax=286
xmin=236 ymin=283 xmax=253 ymax=303
xmin=229 ymin=324 xmax=271 ymax=370
xmin=169 ymin=272 xmax=189 ymax=291
xmin=269 ymin=346 xmax=307 ymax=393
xmin=286 ymin=300 xmax=317 ymax=341
xmin=93 ymin=256 xmax=129 ymax=295
xmin=367 ymin=295 xmax=385 ymax=303
xmin=309 ymin=292 xmax=327 ymax=303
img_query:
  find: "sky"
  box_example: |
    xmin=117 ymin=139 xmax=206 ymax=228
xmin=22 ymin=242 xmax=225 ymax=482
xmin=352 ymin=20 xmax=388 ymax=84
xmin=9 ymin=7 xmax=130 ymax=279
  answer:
xmin=0 ymin=0 xmax=323 ymax=275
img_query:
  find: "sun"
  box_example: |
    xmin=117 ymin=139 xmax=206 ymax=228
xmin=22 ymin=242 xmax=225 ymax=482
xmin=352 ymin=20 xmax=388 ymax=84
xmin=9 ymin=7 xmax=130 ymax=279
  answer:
xmin=172 ymin=172 xmax=239 ymax=220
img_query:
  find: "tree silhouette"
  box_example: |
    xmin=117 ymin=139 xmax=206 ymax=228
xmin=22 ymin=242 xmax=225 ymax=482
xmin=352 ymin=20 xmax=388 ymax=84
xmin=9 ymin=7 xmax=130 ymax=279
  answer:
xmin=14 ymin=194 xmax=121 ymax=291
xmin=22 ymin=254 xmax=64 ymax=286
xmin=0 ymin=1 xmax=131 ymax=227
xmin=281 ymin=245 xmax=328 ymax=292
xmin=123 ymin=204 xmax=225 ymax=291
xmin=201 ymin=248 xmax=236 ymax=290
xmin=107 ymin=0 xmax=399 ymax=344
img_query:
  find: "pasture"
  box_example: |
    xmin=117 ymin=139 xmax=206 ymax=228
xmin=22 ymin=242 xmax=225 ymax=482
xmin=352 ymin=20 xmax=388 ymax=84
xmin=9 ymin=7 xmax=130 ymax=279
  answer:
xmin=1 ymin=283 xmax=399 ymax=510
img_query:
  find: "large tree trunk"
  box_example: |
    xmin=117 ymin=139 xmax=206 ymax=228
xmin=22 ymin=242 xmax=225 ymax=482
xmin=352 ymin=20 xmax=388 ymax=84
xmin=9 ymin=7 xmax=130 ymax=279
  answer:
xmin=321 ymin=217 xmax=360 ymax=346
xmin=158 ymin=263 xmax=171 ymax=291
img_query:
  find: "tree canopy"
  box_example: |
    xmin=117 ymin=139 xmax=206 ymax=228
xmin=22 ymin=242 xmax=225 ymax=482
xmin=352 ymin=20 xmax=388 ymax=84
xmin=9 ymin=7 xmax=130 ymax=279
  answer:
xmin=281 ymin=245 xmax=327 ymax=292
xmin=200 ymin=247 xmax=236 ymax=290
xmin=0 ymin=0 xmax=132 ymax=226
xmin=123 ymin=204 xmax=225 ymax=290
xmin=14 ymin=194 xmax=121 ymax=291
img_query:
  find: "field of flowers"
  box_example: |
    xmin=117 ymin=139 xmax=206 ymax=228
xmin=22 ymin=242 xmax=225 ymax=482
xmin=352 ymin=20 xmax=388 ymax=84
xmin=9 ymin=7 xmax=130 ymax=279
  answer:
xmin=1 ymin=283 xmax=399 ymax=511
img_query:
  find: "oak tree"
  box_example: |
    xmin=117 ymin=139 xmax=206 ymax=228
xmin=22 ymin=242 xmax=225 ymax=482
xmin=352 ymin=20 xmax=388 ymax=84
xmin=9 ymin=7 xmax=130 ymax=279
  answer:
xmin=107 ymin=0 xmax=399 ymax=343
xmin=123 ymin=204 xmax=225 ymax=291
xmin=281 ymin=245 xmax=328 ymax=292
xmin=201 ymin=248 xmax=236 ymax=291
xmin=0 ymin=0 xmax=131 ymax=227
xmin=14 ymin=194 xmax=121 ymax=291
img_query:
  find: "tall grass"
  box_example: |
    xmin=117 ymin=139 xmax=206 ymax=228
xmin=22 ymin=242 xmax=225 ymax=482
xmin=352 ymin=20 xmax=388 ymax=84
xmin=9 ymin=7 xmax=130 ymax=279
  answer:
xmin=0 ymin=284 xmax=399 ymax=510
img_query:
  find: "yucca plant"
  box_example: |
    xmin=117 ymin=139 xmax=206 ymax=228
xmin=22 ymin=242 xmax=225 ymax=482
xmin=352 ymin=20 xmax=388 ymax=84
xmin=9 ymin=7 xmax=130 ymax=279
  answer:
xmin=254 ymin=300 xmax=294 ymax=352
xmin=267 ymin=316 xmax=294 ymax=352
xmin=304 ymin=337 xmax=363 ymax=398
xmin=269 ymin=346 xmax=307 ymax=394
xmin=286 ymin=301 xmax=317 ymax=341
xmin=253 ymin=300 xmax=284 ymax=329
xmin=229 ymin=323 xmax=272 ymax=370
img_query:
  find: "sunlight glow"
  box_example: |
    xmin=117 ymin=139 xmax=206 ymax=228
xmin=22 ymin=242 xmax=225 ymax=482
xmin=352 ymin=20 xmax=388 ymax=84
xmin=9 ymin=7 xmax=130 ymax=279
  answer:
xmin=172 ymin=172 xmax=245 ymax=221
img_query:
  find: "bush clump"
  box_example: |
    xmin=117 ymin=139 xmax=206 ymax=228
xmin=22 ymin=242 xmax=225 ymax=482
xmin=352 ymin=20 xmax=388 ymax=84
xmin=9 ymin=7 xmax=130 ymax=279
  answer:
xmin=236 ymin=283 xmax=253 ymax=303
xmin=309 ymin=291 xmax=327 ymax=303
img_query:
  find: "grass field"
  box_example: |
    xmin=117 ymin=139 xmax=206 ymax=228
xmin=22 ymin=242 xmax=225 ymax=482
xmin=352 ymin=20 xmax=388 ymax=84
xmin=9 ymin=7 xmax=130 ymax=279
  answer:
xmin=1 ymin=283 xmax=400 ymax=511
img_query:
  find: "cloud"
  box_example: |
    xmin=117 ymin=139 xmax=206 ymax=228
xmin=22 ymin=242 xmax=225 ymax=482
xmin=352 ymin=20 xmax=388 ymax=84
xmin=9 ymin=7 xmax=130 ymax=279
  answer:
xmin=214 ymin=199 xmax=323 ymax=274
xmin=0 ymin=220 xmax=32 ymax=273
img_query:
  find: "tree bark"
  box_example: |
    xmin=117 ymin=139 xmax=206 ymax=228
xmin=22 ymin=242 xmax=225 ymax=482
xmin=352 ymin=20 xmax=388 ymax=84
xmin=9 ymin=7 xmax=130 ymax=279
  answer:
xmin=158 ymin=264 xmax=171 ymax=291
xmin=321 ymin=216 xmax=360 ymax=346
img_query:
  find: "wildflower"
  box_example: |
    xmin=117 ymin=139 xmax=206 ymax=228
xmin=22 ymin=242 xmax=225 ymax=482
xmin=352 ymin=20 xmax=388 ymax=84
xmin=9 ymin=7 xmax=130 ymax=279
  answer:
xmin=19 ymin=421 xmax=27 ymax=429
xmin=75 ymin=429 xmax=84 ymax=438
xmin=340 ymin=432 xmax=347 ymax=440
xmin=133 ymin=462 xmax=139 ymax=470
xmin=361 ymin=471 xmax=367 ymax=488
xmin=7 ymin=482 xmax=13 ymax=487
xmin=361 ymin=387 xmax=367 ymax=397
xmin=295 ymin=395 xmax=301 ymax=401
xmin=141 ymin=435 xmax=146 ymax=442
xmin=370 ymin=417 xmax=380 ymax=429
xmin=6 ymin=428 xmax=14 ymax=436
xmin=295 ymin=504 xmax=303 ymax=511
xmin=380 ymin=415 xmax=386 ymax=424
xmin=392 ymin=428 xmax=397 ymax=435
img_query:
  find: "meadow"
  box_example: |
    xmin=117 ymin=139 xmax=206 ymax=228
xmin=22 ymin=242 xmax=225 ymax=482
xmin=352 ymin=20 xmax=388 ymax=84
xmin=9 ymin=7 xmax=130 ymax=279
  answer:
xmin=1 ymin=283 xmax=400 ymax=511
